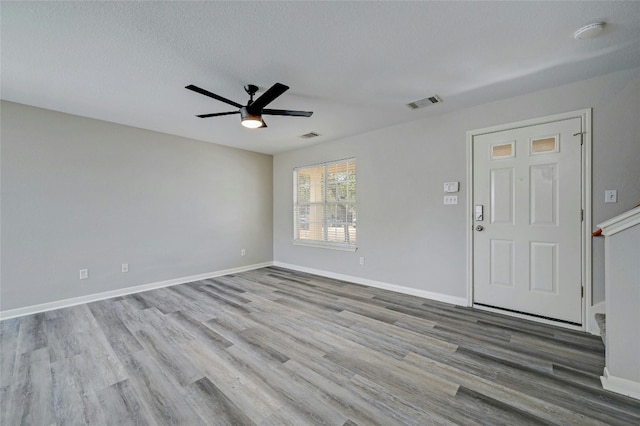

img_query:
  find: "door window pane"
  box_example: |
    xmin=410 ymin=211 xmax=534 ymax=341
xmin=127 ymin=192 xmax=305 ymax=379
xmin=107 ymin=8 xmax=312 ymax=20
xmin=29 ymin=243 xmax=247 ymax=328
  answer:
xmin=531 ymin=136 xmax=558 ymax=154
xmin=491 ymin=142 xmax=514 ymax=159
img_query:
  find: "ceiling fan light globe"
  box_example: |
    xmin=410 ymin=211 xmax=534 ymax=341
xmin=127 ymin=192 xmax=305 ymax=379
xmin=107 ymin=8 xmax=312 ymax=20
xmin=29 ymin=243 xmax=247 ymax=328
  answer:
xmin=241 ymin=118 xmax=263 ymax=129
xmin=240 ymin=106 xmax=263 ymax=128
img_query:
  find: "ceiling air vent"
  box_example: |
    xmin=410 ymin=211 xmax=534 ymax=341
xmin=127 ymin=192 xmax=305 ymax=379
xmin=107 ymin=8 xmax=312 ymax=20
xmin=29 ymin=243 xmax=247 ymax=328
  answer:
xmin=406 ymin=95 xmax=442 ymax=110
xmin=300 ymin=132 xmax=321 ymax=139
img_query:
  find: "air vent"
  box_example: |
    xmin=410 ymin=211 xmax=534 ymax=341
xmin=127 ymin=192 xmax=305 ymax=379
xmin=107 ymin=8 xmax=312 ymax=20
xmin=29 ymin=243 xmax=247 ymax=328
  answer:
xmin=300 ymin=132 xmax=321 ymax=139
xmin=406 ymin=95 xmax=443 ymax=110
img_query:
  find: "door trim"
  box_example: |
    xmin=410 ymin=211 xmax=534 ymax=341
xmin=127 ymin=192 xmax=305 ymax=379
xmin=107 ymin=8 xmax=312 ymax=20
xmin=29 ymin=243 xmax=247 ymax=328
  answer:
xmin=466 ymin=109 xmax=592 ymax=330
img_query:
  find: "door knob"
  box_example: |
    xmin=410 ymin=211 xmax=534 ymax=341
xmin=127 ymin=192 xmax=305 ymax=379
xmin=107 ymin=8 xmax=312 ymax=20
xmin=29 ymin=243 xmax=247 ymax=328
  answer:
xmin=475 ymin=225 xmax=484 ymax=231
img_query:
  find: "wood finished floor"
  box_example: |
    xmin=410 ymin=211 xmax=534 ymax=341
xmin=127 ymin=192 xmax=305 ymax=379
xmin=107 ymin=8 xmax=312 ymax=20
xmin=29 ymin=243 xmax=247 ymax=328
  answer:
xmin=2 ymin=267 xmax=639 ymax=425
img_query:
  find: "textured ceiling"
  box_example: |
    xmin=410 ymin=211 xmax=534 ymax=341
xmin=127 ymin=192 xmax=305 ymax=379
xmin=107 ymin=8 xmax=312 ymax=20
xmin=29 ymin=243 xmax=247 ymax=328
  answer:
xmin=2 ymin=1 xmax=640 ymax=154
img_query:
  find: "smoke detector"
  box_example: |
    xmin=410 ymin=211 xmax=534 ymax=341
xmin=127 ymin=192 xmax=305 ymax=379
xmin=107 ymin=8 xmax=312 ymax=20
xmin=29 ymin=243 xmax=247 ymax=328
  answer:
xmin=406 ymin=95 xmax=442 ymax=110
xmin=574 ymin=23 xmax=605 ymax=40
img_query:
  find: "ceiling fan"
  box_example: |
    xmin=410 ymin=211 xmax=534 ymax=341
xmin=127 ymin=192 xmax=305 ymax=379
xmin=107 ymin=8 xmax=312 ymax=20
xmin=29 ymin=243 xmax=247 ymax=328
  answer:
xmin=186 ymin=82 xmax=313 ymax=129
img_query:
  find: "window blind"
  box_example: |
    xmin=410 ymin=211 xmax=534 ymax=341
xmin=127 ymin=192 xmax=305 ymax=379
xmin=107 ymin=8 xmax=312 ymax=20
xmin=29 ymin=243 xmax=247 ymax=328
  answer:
xmin=293 ymin=158 xmax=356 ymax=250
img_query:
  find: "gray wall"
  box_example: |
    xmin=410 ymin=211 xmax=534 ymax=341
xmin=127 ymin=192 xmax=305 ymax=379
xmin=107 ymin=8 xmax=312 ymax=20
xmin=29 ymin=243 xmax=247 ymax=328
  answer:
xmin=1 ymin=101 xmax=273 ymax=311
xmin=273 ymin=67 xmax=640 ymax=304
xmin=2 ymin=67 xmax=638 ymax=313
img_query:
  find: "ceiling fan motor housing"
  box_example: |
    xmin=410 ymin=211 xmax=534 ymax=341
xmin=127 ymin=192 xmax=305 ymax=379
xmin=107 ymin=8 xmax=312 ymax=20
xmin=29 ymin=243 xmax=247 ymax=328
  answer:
xmin=244 ymin=84 xmax=259 ymax=96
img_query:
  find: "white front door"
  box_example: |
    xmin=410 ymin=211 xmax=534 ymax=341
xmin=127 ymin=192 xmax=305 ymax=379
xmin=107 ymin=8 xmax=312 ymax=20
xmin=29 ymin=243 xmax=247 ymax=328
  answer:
xmin=472 ymin=117 xmax=583 ymax=324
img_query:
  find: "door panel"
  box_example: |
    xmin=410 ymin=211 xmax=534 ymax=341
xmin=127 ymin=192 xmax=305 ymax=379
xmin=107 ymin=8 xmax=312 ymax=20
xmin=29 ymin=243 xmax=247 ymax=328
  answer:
xmin=491 ymin=168 xmax=515 ymax=224
xmin=530 ymin=241 xmax=557 ymax=293
xmin=530 ymin=164 xmax=557 ymax=225
xmin=490 ymin=239 xmax=514 ymax=287
xmin=473 ymin=118 xmax=582 ymax=323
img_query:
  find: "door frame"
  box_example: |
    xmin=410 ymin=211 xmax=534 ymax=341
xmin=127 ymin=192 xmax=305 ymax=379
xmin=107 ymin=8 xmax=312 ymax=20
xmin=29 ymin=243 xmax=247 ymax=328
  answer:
xmin=466 ymin=109 xmax=592 ymax=331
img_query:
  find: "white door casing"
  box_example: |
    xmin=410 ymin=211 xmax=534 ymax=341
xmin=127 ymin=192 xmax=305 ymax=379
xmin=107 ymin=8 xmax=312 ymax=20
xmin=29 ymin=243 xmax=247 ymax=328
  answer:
xmin=470 ymin=114 xmax=587 ymax=325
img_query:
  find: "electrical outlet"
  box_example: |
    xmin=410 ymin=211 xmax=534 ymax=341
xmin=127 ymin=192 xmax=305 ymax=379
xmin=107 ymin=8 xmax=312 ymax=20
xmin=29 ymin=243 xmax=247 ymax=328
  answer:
xmin=359 ymin=257 xmax=365 ymax=265
xmin=605 ymin=190 xmax=617 ymax=203
xmin=122 ymin=263 xmax=129 ymax=273
xmin=79 ymin=269 xmax=89 ymax=280
xmin=444 ymin=195 xmax=458 ymax=205
xmin=241 ymin=249 xmax=246 ymax=256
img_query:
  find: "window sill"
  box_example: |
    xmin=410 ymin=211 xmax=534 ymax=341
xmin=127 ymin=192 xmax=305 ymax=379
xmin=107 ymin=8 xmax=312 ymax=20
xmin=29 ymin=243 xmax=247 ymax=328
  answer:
xmin=293 ymin=240 xmax=357 ymax=252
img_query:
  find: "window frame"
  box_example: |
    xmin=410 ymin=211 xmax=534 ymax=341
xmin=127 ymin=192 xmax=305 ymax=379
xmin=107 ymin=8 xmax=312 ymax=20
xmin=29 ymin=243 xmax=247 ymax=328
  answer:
xmin=293 ymin=158 xmax=357 ymax=251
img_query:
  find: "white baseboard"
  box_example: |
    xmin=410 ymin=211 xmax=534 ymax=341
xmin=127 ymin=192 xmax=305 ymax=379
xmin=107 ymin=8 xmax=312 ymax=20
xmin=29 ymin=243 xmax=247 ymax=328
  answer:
xmin=587 ymin=301 xmax=606 ymax=335
xmin=0 ymin=262 xmax=273 ymax=320
xmin=601 ymin=367 xmax=640 ymax=400
xmin=272 ymin=262 xmax=468 ymax=306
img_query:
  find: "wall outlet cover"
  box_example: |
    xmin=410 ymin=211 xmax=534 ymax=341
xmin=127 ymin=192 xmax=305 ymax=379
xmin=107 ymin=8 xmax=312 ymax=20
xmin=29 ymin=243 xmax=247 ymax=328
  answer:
xmin=444 ymin=195 xmax=458 ymax=205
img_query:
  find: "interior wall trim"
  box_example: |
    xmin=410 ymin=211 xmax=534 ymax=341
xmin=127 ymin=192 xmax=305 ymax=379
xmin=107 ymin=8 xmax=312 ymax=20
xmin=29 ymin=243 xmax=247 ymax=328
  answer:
xmin=0 ymin=262 xmax=274 ymax=320
xmin=601 ymin=367 xmax=640 ymax=400
xmin=273 ymin=262 xmax=468 ymax=307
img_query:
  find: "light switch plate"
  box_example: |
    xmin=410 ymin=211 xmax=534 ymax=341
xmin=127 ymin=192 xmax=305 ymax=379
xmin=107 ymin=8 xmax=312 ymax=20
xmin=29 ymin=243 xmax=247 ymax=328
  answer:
xmin=605 ymin=190 xmax=617 ymax=203
xmin=444 ymin=195 xmax=458 ymax=205
xmin=444 ymin=182 xmax=459 ymax=193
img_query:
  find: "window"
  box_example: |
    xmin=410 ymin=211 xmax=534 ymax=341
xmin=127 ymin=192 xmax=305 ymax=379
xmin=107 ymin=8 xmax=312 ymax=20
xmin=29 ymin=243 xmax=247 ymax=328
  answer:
xmin=294 ymin=158 xmax=356 ymax=250
xmin=530 ymin=136 xmax=559 ymax=154
xmin=491 ymin=142 xmax=515 ymax=159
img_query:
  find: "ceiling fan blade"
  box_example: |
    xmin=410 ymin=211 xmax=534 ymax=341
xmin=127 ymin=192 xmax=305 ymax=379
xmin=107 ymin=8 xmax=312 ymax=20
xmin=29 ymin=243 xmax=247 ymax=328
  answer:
xmin=186 ymin=85 xmax=243 ymax=109
xmin=250 ymin=83 xmax=289 ymax=111
xmin=196 ymin=111 xmax=240 ymax=118
xmin=262 ymin=109 xmax=313 ymax=117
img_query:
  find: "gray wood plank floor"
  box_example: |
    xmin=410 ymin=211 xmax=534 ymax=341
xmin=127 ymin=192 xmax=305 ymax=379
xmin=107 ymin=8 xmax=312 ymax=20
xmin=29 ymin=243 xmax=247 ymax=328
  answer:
xmin=2 ymin=266 xmax=639 ymax=425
